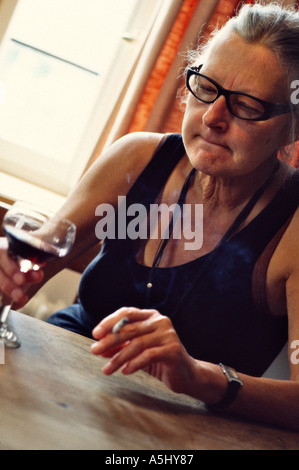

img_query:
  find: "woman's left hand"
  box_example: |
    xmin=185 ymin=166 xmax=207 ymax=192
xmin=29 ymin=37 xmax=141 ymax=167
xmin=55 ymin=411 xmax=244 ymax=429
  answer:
xmin=90 ymin=307 xmax=198 ymax=395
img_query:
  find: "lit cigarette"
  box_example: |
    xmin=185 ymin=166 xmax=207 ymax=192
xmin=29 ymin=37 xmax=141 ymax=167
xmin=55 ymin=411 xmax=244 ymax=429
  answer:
xmin=112 ymin=317 xmax=129 ymax=334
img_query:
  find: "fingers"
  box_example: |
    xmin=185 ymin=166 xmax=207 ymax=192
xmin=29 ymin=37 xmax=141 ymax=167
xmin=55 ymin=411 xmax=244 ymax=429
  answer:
xmin=91 ymin=307 xmax=153 ymax=342
xmin=102 ymin=341 xmax=173 ymax=376
xmin=91 ymin=307 xmax=197 ymax=397
xmin=0 ymin=241 xmax=25 ymax=304
xmin=0 ymin=237 xmax=44 ymax=307
xmin=0 ymin=238 xmax=20 ymax=278
xmin=90 ymin=309 xmax=151 ymax=357
xmin=91 ymin=307 xmax=177 ymax=375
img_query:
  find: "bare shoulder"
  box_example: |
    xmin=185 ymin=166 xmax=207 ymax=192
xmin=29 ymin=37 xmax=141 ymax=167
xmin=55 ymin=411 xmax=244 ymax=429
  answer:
xmin=85 ymin=132 xmax=165 ymax=203
xmin=97 ymin=132 xmax=165 ymax=178
xmin=270 ymin=206 xmax=299 ymax=277
xmin=55 ymin=132 xmax=166 ymax=262
xmin=278 ymin=206 xmax=299 ymax=301
xmin=283 ymin=207 xmax=299 ymax=378
xmin=267 ymin=205 xmax=299 ymax=316
xmin=282 ymin=206 xmax=299 ymax=269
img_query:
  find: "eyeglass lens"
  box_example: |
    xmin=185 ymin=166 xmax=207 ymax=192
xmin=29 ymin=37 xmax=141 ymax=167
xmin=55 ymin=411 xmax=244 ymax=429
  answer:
xmin=188 ymin=73 xmax=265 ymax=120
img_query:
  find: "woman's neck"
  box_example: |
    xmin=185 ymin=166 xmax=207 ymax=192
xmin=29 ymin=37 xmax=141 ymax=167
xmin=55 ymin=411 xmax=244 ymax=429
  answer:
xmin=195 ymin=159 xmax=284 ymax=212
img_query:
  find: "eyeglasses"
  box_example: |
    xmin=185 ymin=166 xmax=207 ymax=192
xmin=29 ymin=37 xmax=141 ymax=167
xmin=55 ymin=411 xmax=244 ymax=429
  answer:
xmin=186 ymin=65 xmax=295 ymax=121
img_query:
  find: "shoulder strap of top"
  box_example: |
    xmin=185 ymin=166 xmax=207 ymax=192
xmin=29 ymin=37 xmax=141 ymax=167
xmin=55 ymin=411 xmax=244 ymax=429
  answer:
xmin=125 ymin=133 xmax=186 ymax=208
xmin=233 ymin=168 xmax=299 ymax=255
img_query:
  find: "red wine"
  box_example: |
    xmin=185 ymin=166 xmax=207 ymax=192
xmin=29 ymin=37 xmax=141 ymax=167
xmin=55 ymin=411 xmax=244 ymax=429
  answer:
xmin=4 ymin=226 xmax=64 ymax=267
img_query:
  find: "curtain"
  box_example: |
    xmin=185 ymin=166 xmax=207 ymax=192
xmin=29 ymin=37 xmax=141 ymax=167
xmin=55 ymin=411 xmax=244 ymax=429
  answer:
xmin=87 ymin=0 xmax=185 ymax=166
xmin=127 ymin=0 xmax=211 ymax=134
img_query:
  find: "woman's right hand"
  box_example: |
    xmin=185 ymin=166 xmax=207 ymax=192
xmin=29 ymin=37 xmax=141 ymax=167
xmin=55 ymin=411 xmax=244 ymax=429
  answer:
xmin=0 ymin=237 xmax=43 ymax=309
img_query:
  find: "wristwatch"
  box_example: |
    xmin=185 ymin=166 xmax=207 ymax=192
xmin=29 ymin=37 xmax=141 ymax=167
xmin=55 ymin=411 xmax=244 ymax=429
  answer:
xmin=205 ymin=363 xmax=243 ymax=412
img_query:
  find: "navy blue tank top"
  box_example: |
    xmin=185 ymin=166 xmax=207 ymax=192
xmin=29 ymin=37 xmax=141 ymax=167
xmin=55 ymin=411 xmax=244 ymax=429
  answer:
xmin=77 ymin=134 xmax=299 ymax=376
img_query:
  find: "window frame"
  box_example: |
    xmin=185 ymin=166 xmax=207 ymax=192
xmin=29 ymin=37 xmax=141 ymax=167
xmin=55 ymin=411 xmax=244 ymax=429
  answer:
xmin=0 ymin=0 xmax=167 ymax=197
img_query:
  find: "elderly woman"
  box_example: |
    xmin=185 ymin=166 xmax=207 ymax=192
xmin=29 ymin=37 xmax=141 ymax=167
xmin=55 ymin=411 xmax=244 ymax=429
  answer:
xmin=1 ymin=2 xmax=299 ymax=430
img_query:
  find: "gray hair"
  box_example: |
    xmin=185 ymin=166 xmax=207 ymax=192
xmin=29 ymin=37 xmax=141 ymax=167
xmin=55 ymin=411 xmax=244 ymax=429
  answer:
xmin=187 ymin=1 xmax=299 ymax=160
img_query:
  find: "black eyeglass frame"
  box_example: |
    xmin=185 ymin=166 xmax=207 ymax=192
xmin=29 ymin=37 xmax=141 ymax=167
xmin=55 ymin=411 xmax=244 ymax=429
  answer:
xmin=186 ymin=65 xmax=296 ymax=122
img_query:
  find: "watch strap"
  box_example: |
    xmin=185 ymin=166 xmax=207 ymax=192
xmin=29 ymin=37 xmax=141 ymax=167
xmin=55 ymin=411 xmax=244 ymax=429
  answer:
xmin=205 ymin=363 xmax=243 ymax=412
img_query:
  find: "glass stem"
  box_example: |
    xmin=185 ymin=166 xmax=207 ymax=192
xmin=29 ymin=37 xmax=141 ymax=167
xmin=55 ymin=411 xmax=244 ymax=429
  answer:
xmin=0 ymin=303 xmax=13 ymax=325
xmin=0 ymin=258 xmax=33 ymax=326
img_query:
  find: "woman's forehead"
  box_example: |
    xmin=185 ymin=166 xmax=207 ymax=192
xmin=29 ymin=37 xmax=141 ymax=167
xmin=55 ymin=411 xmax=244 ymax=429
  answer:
xmin=198 ymin=32 xmax=289 ymax=102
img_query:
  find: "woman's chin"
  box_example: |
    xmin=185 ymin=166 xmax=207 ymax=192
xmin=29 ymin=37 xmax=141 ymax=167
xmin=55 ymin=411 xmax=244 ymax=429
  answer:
xmin=190 ymin=154 xmax=232 ymax=176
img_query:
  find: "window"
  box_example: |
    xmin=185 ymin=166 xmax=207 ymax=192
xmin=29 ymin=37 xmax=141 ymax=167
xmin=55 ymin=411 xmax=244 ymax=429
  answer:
xmin=0 ymin=0 xmax=164 ymax=196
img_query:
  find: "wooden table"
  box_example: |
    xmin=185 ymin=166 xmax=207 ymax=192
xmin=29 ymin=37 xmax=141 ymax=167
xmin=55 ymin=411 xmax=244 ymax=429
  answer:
xmin=0 ymin=311 xmax=298 ymax=451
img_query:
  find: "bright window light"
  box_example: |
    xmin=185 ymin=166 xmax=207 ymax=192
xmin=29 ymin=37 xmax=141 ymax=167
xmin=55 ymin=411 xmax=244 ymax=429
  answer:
xmin=0 ymin=0 xmax=163 ymax=195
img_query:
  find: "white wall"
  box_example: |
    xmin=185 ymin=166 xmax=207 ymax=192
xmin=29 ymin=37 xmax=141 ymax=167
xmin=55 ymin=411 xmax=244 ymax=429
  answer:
xmin=263 ymin=344 xmax=290 ymax=380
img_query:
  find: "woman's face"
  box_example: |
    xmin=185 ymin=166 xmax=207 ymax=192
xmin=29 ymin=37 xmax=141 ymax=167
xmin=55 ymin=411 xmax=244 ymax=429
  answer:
xmin=182 ymin=31 xmax=292 ymax=178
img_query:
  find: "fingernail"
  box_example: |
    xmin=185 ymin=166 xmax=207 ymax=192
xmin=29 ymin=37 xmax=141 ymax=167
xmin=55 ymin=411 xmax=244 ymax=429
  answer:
xmin=121 ymin=363 xmax=129 ymax=375
xmin=11 ymin=288 xmax=24 ymax=302
xmin=13 ymin=273 xmax=24 ymax=286
xmin=90 ymin=342 xmax=103 ymax=354
xmin=102 ymin=362 xmax=112 ymax=375
xmin=92 ymin=325 xmax=105 ymax=339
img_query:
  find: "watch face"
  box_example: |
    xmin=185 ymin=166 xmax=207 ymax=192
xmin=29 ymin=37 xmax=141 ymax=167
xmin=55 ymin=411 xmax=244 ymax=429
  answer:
xmin=228 ymin=367 xmax=239 ymax=380
xmin=222 ymin=364 xmax=243 ymax=385
xmin=206 ymin=364 xmax=243 ymax=411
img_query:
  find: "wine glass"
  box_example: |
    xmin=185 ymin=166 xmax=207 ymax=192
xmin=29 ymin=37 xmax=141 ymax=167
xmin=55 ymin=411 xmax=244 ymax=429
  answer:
xmin=0 ymin=201 xmax=76 ymax=348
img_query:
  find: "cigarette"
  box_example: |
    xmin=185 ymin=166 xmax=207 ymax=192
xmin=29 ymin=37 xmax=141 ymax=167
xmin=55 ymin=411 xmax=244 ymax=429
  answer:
xmin=112 ymin=317 xmax=129 ymax=334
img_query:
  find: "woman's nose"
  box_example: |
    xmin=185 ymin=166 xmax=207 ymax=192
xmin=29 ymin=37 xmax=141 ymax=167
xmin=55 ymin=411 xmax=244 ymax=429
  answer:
xmin=202 ymin=95 xmax=230 ymax=131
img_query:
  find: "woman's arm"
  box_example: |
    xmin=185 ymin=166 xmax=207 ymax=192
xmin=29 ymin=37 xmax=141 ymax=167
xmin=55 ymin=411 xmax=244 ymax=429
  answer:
xmin=0 ymin=132 xmax=164 ymax=308
xmin=90 ymin=302 xmax=299 ymax=431
xmin=90 ymin=209 xmax=299 ymax=431
xmin=217 ymin=208 xmax=299 ymax=430
xmin=53 ymin=132 xmax=164 ymax=266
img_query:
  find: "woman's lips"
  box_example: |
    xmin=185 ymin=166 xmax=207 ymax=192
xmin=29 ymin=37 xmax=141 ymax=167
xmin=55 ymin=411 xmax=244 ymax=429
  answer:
xmin=201 ymin=135 xmax=228 ymax=149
